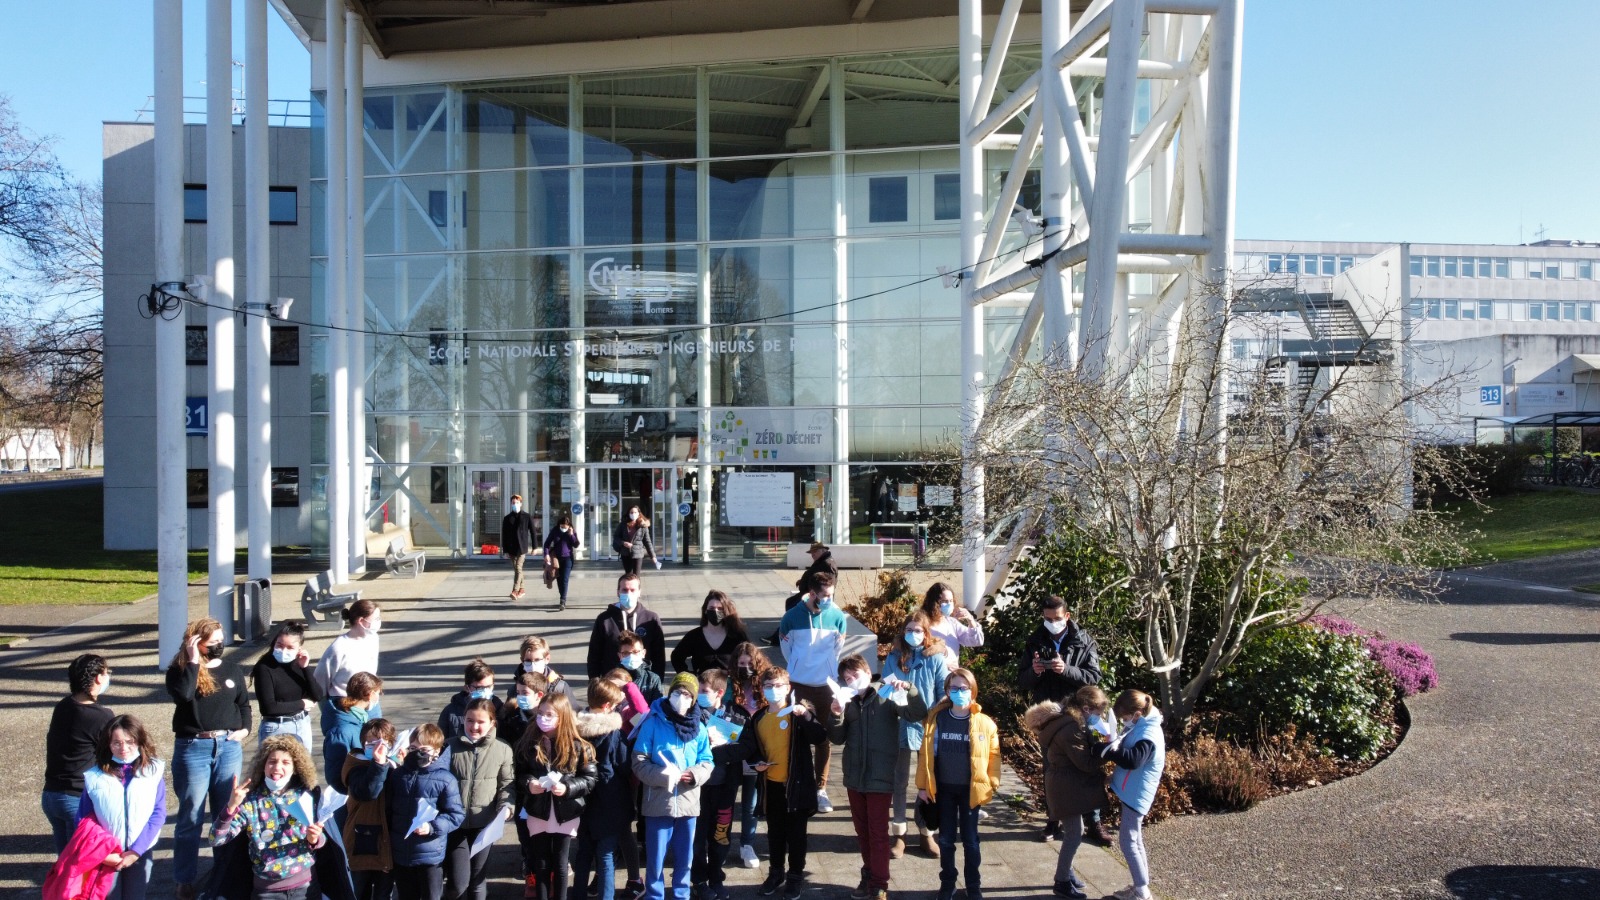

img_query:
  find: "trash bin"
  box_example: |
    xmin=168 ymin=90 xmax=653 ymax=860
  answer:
xmin=235 ymin=578 xmax=272 ymax=642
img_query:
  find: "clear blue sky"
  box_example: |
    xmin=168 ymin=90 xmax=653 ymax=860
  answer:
xmin=1 ymin=1 xmax=1597 ymax=246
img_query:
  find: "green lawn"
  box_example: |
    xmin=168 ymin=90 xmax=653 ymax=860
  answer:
xmin=1453 ymin=490 xmax=1600 ymax=563
xmin=0 ymin=484 xmax=206 ymax=605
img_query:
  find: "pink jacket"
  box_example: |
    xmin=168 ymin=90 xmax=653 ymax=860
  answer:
xmin=619 ymin=681 xmax=650 ymax=737
xmin=44 ymin=816 xmax=121 ymax=900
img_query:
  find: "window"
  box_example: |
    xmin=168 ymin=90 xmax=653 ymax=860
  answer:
xmin=1563 ymin=302 xmax=1577 ymax=321
xmin=1529 ymin=302 xmax=1543 ymax=321
xmin=1582 ymin=304 xmax=1595 ymax=322
xmin=428 ymin=190 xmax=450 ymax=228
xmin=269 ymin=187 xmax=297 ymax=224
xmin=1510 ymin=259 xmax=1525 ymax=278
xmin=186 ymin=326 xmax=207 ymax=365
xmin=1580 ymin=260 xmax=1593 ymax=279
xmin=1478 ymin=258 xmax=1491 ymax=277
xmin=1286 ymin=255 xmax=1300 ymax=274
xmin=183 ymin=185 xmax=206 ymax=223
xmin=1442 ymin=299 xmax=1458 ymax=319
xmin=1339 ymin=255 xmax=1353 ymax=272
xmin=1547 ymin=263 xmax=1561 ymax=279
xmin=1405 ymin=299 xmax=1425 ymax=319
xmin=1426 ymin=256 xmax=1440 ymax=277
xmin=1409 ymin=255 xmax=1423 ymax=276
xmin=1444 ymin=257 xmax=1457 ymax=277
xmin=1268 ymin=254 xmax=1284 ymax=273
xmin=1459 ymin=257 xmax=1474 ymax=278
xmin=271 ymin=467 xmax=300 ymax=507
xmin=1528 ymin=262 xmax=1542 ymax=279
xmin=932 ymin=174 xmax=960 ymax=221
xmin=187 ymin=469 xmax=208 ymax=508
xmin=1426 ymin=299 xmax=1441 ymax=319
xmin=1480 ymin=300 xmax=1493 ymax=320
xmin=270 ymin=326 xmax=300 ymax=365
xmin=1494 ymin=257 xmax=1510 ymax=277
xmin=1459 ymin=300 xmax=1474 ymax=320
xmin=868 ymin=176 xmax=909 ymax=223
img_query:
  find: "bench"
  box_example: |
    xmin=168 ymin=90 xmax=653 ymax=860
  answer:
xmin=785 ymin=542 xmax=884 ymax=569
xmin=300 ymin=571 xmax=362 ymax=627
xmin=385 ymin=538 xmax=427 ymax=578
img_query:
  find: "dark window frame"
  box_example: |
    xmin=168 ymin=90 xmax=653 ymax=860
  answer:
xmin=867 ymin=176 xmax=909 ymax=224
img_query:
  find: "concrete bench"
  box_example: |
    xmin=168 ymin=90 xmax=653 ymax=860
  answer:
xmin=785 ymin=543 xmax=883 ymax=569
xmin=301 ymin=571 xmax=362 ymax=627
xmin=384 ymin=538 xmax=427 ymax=578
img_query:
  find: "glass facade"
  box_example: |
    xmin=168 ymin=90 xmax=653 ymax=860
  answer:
xmin=312 ymin=49 xmax=1040 ymax=560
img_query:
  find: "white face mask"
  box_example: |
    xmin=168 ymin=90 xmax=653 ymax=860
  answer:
xmin=669 ymin=692 xmax=694 ymax=716
xmin=1042 ymin=618 xmax=1068 ymax=636
xmin=629 ymin=511 xmax=639 ymax=521
xmin=264 ymin=773 xmax=291 ymax=792
xmin=845 ymin=674 xmax=870 ymax=693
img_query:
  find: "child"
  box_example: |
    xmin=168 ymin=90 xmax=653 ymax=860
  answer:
xmin=1093 ymin=690 xmax=1166 ymax=900
xmin=343 ymin=718 xmax=399 ymax=900
xmin=602 ymin=667 xmax=651 ymax=739
xmin=387 ymin=724 xmax=467 ymax=900
xmin=499 ymin=670 xmax=552 ymax=751
xmin=689 ymin=669 xmax=752 ymax=900
xmin=322 ymin=672 xmax=383 ymax=792
xmin=736 ymin=665 xmax=827 ymax=900
xmin=598 ymin=667 xmax=649 ymax=895
xmin=510 ymin=636 xmax=571 ymax=699
xmin=213 ymin=734 xmax=326 ymax=898
xmin=439 ymin=659 xmax=504 ymax=741
xmin=631 ymin=673 xmax=714 ymax=900
xmin=828 ymin=654 xmax=927 ymax=900
xmin=76 ymin=714 xmax=168 ymax=899
xmin=618 ymin=632 xmax=663 ymax=704
xmin=572 ymin=679 xmax=632 ymax=900
xmin=726 ymin=643 xmax=770 ymax=869
xmin=880 ymin=612 xmax=949 ymax=859
xmin=448 ymin=699 xmax=515 ymax=900
xmin=915 ymin=668 xmax=1000 ymax=900
xmin=515 ymin=691 xmax=598 ymax=900
xmin=1024 ymin=686 xmax=1112 ymax=900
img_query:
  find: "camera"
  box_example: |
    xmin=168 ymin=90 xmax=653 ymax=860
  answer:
xmin=1037 ymin=647 xmax=1059 ymax=662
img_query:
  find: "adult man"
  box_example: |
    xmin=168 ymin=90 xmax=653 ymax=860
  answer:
xmin=1017 ymin=594 xmax=1109 ymax=846
xmin=777 ymin=572 xmax=846 ymax=814
xmin=768 ymin=542 xmax=842 ymax=647
xmin=587 ymin=572 xmax=668 ymax=678
xmin=501 ymin=493 xmax=536 ymax=600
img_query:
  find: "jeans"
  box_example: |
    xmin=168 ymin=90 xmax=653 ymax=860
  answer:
xmin=1119 ymin=803 xmax=1150 ymax=890
xmin=445 ymin=826 xmax=494 ymax=900
xmin=394 ymin=863 xmax=444 ymax=900
xmin=847 ymin=789 xmax=892 ymax=890
xmin=40 ymin=790 xmax=81 ymax=853
xmin=890 ymin=748 xmax=914 ymax=825
xmin=106 ymin=855 xmax=153 ymax=900
xmin=258 ymin=711 xmax=313 ymax=750
xmin=642 ymin=815 xmax=696 ymax=900
xmin=257 ymin=885 xmax=307 ymax=900
xmin=763 ymin=782 xmax=811 ymax=880
xmin=172 ymin=736 xmax=244 ymax=884
xmin=934 ymin=783 xmax=981 ymax=893
xmin=573 ymin=830 xmax=618 ymax=900
xmin=1053 ymin=814 xmax=1087 ymax=892
xmin=691 ymin=784 xmax=736 ymax=887
xmin=553 ymin=556 xmax=574 ymax=602
xmin=788 ymin=683 xmax=836 ymax=790
xmin=351 ymin=870 xmax=395 ymax=900
xmin=737 ymin=773 xmax=760 ymax=847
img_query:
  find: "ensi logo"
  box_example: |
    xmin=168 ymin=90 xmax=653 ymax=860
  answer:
xmin=588 ymin=257 xmax=694 ymax=315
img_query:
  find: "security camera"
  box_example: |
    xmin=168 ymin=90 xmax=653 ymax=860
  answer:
xmin=270 ymin=298 xmax=294 ymax=320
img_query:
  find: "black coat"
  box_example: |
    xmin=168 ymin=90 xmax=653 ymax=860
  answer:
xmin=502 ymin=510 xmax=535 ymax=557
xmin=586 ymin=604 xmax=667 ymax=679
xmin=738 ymin=703 xmax=828 ymax=816
xmin=515 ymin=741 xmax=598 ymax=826
xmin=797 ymin=551 xmax=839 ymax=596
xmin=1017 ymin=620 xmax=1103 ymax=704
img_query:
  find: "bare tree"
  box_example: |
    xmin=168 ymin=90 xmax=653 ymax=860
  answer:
xmin=0 ymin=95 xmax=65 ymax=257
xmin=971 ymin=290 xmax=1473 ymax=721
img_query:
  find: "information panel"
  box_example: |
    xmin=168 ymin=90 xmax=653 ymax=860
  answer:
xmin=724 ymin=472 xmax=795 ymax=527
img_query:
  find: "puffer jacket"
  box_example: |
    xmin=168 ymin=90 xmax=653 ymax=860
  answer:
xmin=915 ymin=700 xmax=1002 ymax=808
xmin=829 ymin=683 xmax=928 ymax=794
xmin=341 ymin=753 xmax=393 ymax=872
xmin=1024 ymin=701 xmax=1109 ymax=820
xmin=576 ymin=710 xmax=633 ymax=836
xmin=42 ymin=817 xmax=120 ymax=900
xmin=516 ymin=735 xmax=599 ymax=825
xmin=631 ymin=699 xmax=715 ymax=819
xmin=449 ymin=734 xmax=515 ymax=830
xmin=320 ymin=699 xmax=370 ymax=792
xmin=385 ymin=750 xmax=466 ymax=867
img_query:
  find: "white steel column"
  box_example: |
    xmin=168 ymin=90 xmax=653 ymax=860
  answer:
xmin=695 ymin=68 xmax=713 ymax=560
xmin=244 ymin=0 xmax=272 ymax=587
xmin=206 ymin=0 xmax=237 ymax=635
xmin=1039 ymin=0 xmax=1072 ymax=355
xmin=345 ymin=11 xmax=367 ymax=571
xmin=324 ymin=0 xmax=350 ymax=582
xmin=829 ymin=57 xmax=850 ymax=546
xmin=958 ymin=0 xmax=987 ymax=610
xmin=154 ymin=0 xmax=187 ymax=663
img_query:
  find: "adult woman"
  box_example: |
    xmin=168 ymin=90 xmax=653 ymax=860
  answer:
xmin=42 ymin=653 xmax=115 ymax=852
xmin=881 ymin=612 xmax=950 ymax=859
xmin=1024 ymin=686 xmax=1112 ymax=900
xmin=920 ymin=582 xmax=984 ymax=667
xmin=312 ymin=599 xmax=383 ymax=706
xmin=670 ymin=591 xmax=750 ymax=675
xmin=610 ymin=505 xmax=655 ymax=576
xmin=543 ymin=513 xmax=582 ymax=610
xmin=166 ymin=617 xmax=252 ymax=900
xmin=75 ymin=714 xmax=167 ymax=900
xmin=322 ymin=672 xmax=384 ymax=793
xmin=725 ymin=642 xmax=769 ymax=869
xmin=252 ymin=620 xmax=323 ymax=750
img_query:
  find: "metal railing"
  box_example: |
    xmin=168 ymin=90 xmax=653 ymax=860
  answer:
xmin=134 ymin=95 xmax=312 ymax=127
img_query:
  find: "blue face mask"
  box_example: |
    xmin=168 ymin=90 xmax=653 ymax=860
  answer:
xmin=111 ymin=753 xmax=138 ymax=766
xmin=904 ymin=631 xmax=924 ymax=647
xmin=939 ymin=602 xmax=954 ymax=617
xmin=877 ymin=683 xmax=896 ymax=700
xmin=762 ymin=686 xmax=786 ymax=705
xmin=696 ymin=692 xmax=717 ymax=709
xmin=621 ymin=653 xmax=644 ymax=671
xmin=516 ymin=694 xmax=535 ymax=711
xmin=617 ymin=593 xmax=637 ymax=609
xmin=469 ymin=687 xmax=494 ymax=700
xmin=947 ymin=689 xmax=972 ymax=709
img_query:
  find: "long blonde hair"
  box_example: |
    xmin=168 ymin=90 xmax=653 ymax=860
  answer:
xmin=169 ymin=617 xmax=223 ymax=696
xmin=517 ymin=691 xmax=593 ymax=774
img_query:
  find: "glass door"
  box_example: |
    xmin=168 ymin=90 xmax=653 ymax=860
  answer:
xmin=468 ymin=466 xmax=547 ymax=557
xmin=589 ymin=466 xmax=677 ymax=562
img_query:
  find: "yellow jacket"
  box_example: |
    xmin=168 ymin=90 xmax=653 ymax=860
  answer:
xmin=915 ymin=701 xmax=1002 ymax=808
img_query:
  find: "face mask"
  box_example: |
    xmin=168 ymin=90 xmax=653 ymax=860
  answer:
xmin=845 ymin=674 xmax=870 ymax=692
xmin=361 ymin=617 xmax=382 ymax=634
xmin=617 ymin=593 xmax=637 ymax=610
xmin=670 ymin=693 xmax=694 ymax=716
xmin=629 ymin=511 xmax=639 ymax=521
xmin=469 ymin=687 xmax=494 ymax=700
xmin=876 ymin=683 xmax=896 ymax=700
xmin=511 ymin=502 xmax=522 ymax=512
xmin=696 ymin=692 xmax=717 ymax=709
xmin=264 ymin=773 xmax=291 ymax=792
xmin=523 ymin=660 xmax=547 ymax=674
xmin=706 ymin=609 xmax=724 ymax=626
xmin=272 ymin=647 xmax=298 ymax=665
xmin=204 ymin=643 xmax=225 ymax=661
xmin=762 ymin=687 xmax=786 ymax=706
xmin=621 ymin=653 xmax=644 ymax=671
xmin=947 ymin=689 xmax=972 ymax=708
xmin=111 ymin=752 xmax=138 ymax=766
xmin=904 ymin=631 xmax=924 ymax=647
xmin=536 ymin=713 xmax=559 ymax=733
xmin=99 ymin=677 xmax=110 ymax=696
xmin=736 ymin=665 xmax=753 ymax=680
xmin=813 ymin=594 xmax=832 ymax=610
xmin=363 ymin=740 xmax=383 ymax=758
xmin=1042 ymin=618 xmax=1068 ymax=636
xmin=413 ymin=747 xmax=438 ymax=767
xmin=516 ymin=694 xmax=536 ymax=711
xmin=939 ymin=602 xmax=954 ymax=617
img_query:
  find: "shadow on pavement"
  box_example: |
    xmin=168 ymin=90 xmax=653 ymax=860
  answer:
xmin=1449 ymin=631 xmax=1600 ymax=645
xmin=1445 ymin=864 xmax=1600 ymax=899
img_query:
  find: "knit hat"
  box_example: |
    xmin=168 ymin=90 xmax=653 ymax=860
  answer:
xmin=670 ymin=672 xmax=699 ymax=696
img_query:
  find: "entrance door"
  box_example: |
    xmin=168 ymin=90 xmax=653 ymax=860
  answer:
xmin=468 ymin=466 xmax=548 ymax=557
xmin=590 ymin=467 xmax=677 ymax=562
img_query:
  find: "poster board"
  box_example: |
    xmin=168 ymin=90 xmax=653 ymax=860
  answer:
xmin=724 ymin=472 xmax=795 ymax=527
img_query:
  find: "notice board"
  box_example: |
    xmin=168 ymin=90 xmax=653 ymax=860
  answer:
xmin=724 ymin=472 xmax=795 ymax=527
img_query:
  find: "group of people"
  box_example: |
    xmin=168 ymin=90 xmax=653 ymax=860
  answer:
xmin=42 ymin=554 xmax=1168 ymax=900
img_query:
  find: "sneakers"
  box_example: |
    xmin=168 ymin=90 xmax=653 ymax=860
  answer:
xmin=1042 ymin=819 xmax=1061 ymax=843
xmin=1052 ymin=881 xmax=1088 ymax=900
xmin=691 ymin=883 xmax=707 ymax=900
xmin=511 ymin=588 xmax=525 ymax=599
xmin=708 ymin=886 xmax=731 ymax=900
xmin=587 ymin=874 xmax=599 ymax=897
xmin=1110 ymin=888 xmax=1153 ymax=900
xmin=976 ymin=807 xmax=989 ymax=821
xmin=739 ymin=843 xmax=761 ymax=868
xmin=623 ymin=878 xmax=645 ymax=900
xmin=815 ymin=790 xmax=833 ymax=813
xmin=759 ymin=871 xmax=786 ymax=896
xmin=871 ymin=891 xmax=888 ymax=900
xmin=782 ymin=875 xmax=805 ymax=900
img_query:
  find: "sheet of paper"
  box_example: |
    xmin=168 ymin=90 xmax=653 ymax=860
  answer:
xmin=826 ymin=677 xmax=859 ymax=706
xmin=315 ymin=787 xmax=347 ymax=826
xmin=406 ymin=797 xmax=438 ymax=836
xmin=468 ymin=808 xmax=509 ymax=855
xmin=287 ymin=791 xmax=315 ymax=827
xmin=705 ymin=713 xmax=743 ymax=744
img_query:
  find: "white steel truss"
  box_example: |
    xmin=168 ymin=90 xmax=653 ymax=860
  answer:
xmin=956 ymin=0 xmax=1243 ymax=607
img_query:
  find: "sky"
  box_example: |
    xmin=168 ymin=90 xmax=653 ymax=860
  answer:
xmin=0 ymin=0 xmax=1597 ymax=247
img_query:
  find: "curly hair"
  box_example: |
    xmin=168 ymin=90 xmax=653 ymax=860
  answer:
xmin=250 ymin=734 xmax=318 ymax=792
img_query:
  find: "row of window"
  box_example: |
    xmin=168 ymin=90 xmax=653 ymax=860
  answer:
xmin=1409 ymin=255 xmax=1598 ymax=281
xmin=1409 ymin=299 xmax=1598 ymax=323
xmin=183 ymin=185 xmax=300 ymax=225
xmin=1246 ymin=254 xmax=1361 ymax=276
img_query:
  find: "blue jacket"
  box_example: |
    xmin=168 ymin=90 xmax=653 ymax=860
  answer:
xmin=1104 ymin=710 xmax=1166 ymax=816
xmin=385 ymin=749 xmax=466 ymax=866
xmin=321 ymin=699 xmax=370 ymax=792
xmin=882 ymin=647 xmax=950 ymax=750
xmin=631 ymin=699 xmax=715 ymax=819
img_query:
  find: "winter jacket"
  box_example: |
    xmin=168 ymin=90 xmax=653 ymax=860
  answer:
xmin=777 ymin=600 xmax=847 ymax=688
xmin=543 ymin=524 xmax=581 ymax=559
xmin=1024 ymin=701 xmax=1110 ymax=821
xmin=698 ymin=701 xmax=752 ymax=789
xmin=385 ymin=750 xmax=466 ymax=867
xmin=438 ymin=691 xmax=505 ymax=742
xmin=515 ymin=735 xmax=599 ymax=825
xmin=738 ymin=702 xmax=828 ymax=816
xmin=829 ymin=684 xmax=928 ymax=794
xmin=576 ymin=710 xmax=634 ymax=836
xmin=1017 ymin=621 xmax=1103 ymax=704
xmin=587 ymin=603 xmax=668 ymax=678
xmin=631 ymin=699 xmax=715 ymax=819
xmin=320 ymin=699 xmax=370 ymax=792
xmin=43 ymin=816 xmax=120 ymax=900
xmin=80 ymin=760 xmax=167 ymax=857
xmin=498 ymin=702 xmax=538 ymax=750
xmin=1100 ymin=709 xmax=1166 ymax=817
xmin=611 ymin=519 xmax=655 ymax=561
xmin=449 ymin=734 xmax=515 ymax=831
xmin=915 ymin=701 xmax=1002 ymax=808
xmin=882 ymin=647 xmax=950 ymax=750
xmin=627 ymin=661 xmax=663 ymax=704
xmin=341 ymin=753 xmax=393 ymax=872
xmin=501 ymin=510 xmax=535 ymax=556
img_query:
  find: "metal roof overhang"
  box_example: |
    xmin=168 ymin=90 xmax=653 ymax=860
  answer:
xmin=274 ymin=0 xmax=1063 ymax=58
